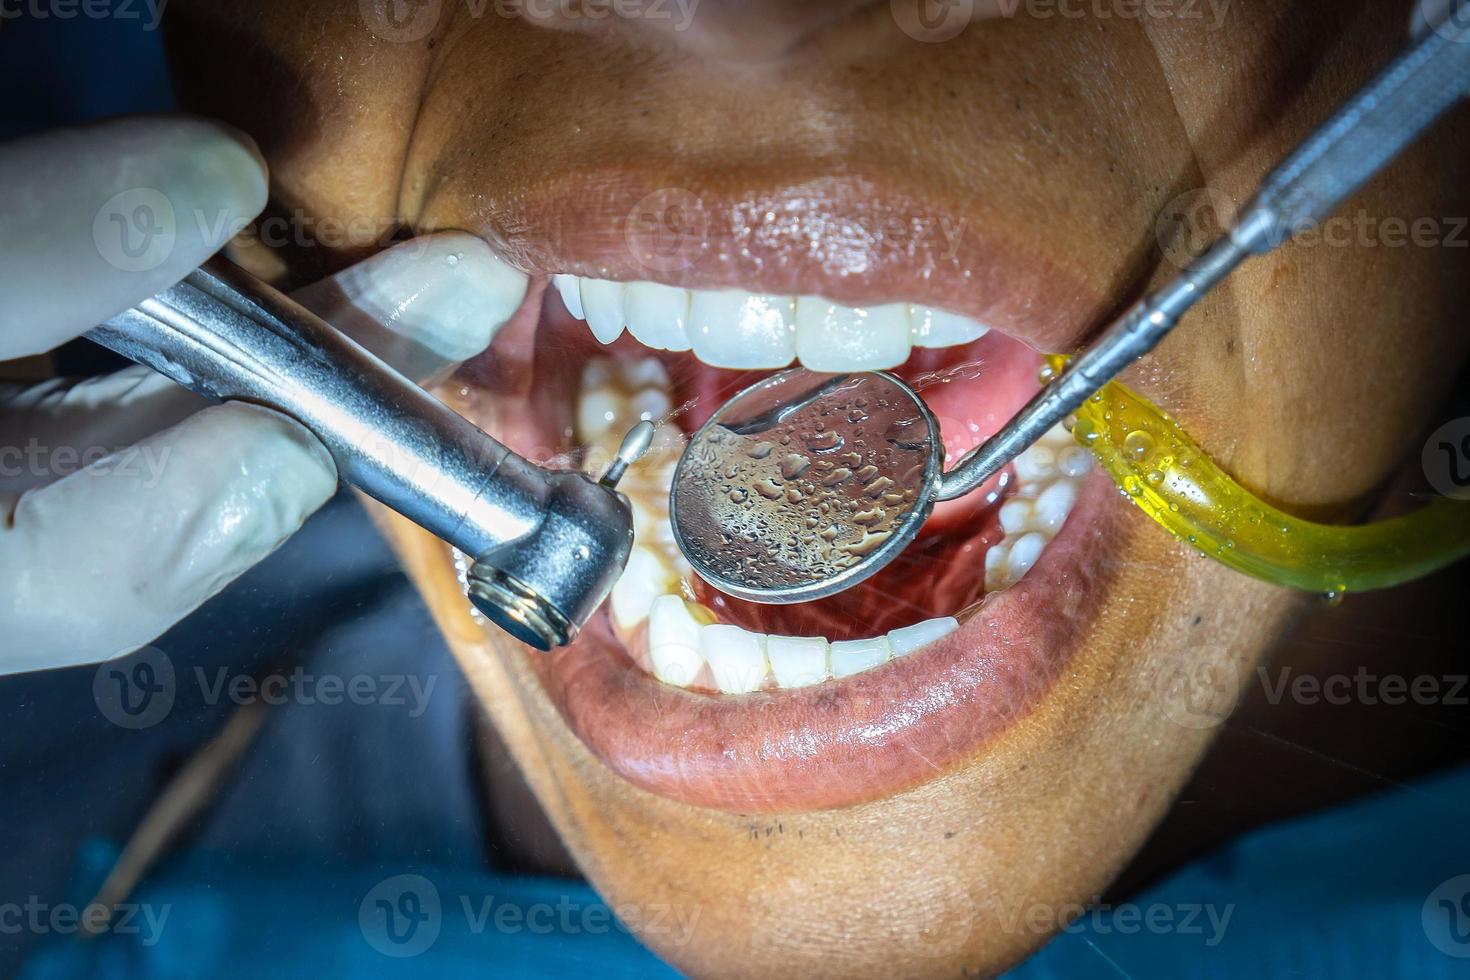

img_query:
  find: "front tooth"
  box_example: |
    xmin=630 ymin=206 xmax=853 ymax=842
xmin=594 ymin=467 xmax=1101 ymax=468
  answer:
xmin=552 ymin=274 xmax=585 ymax=320
xmin=1057 ymin=445 xmax=1093 ymax=479
xmin=648 ymin=595 xmax=710 ymax=687
xmin=794 ymin=299 xmax=912 ymax=371
xmin=829 ymin=636 xmax=891 ymax=678
xmin=700 ymin=624 xmax=770 ymax=694
xmin=619 ymin=357 xmax=670 ymax=389
xmin=576 ymin=388 xmax=627 ymax=442
xmin=985 ymin=542 xmax=1011 ymax=591
xmin=1013 ymin=444 xmax=1056 ymax=483
xmin=998 ymin=499 xmax=1033 ymax=535
xmin=610 ymin=546 xmax=677 ymax=630
xmin=888 ymin=617 xmax=959 ymax=657
xmin=629 ymin=387 xmax=672 ymax=424
xmin=580 ymin=279 xmax=627 ymax=344
xmin=1006 ymin=532 xmax=1047 ymax=581
xmin=765 ymin=635 xmax=830 ymax=688
xmin=910 ymin=306 xmax=988 ymax=348
xmin=1032 ymin=480 xmax=1078 ymax=532
xmin=624 ymin=282 xmax=693 ymax=351
xmin=687 ymin=290 xmax=797 ymax=369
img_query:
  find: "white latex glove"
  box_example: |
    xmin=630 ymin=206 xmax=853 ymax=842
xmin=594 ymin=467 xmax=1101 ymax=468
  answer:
xmin=0 ymin=116 xmax=528 ymax=675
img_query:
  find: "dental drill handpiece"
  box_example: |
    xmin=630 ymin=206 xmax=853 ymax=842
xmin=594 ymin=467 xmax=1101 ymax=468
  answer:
xmin=87 ymin=257 xmax=653 ymax=651
xmin=936 ymin=5 xmax=1470 ymax=502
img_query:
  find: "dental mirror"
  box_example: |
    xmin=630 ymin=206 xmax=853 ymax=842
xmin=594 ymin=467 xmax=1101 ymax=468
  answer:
xmin=669 ymin=370 xmax=944 ymax=604
xmin=673 ymin=2 xmax=1470 ymax=604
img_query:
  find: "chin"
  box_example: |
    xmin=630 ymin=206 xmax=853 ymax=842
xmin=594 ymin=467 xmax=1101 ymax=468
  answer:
xmin=367 ymin=265 xmax=1294 ymax=976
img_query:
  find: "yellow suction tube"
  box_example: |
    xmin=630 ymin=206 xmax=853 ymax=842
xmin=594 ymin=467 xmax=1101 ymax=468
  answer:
xmin=1052 ymin=357 xmax=1470 ymax=595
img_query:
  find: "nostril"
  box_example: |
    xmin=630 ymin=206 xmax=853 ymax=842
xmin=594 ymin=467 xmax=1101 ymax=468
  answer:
xmin=515 ymin=0 xmax=883 ymax=64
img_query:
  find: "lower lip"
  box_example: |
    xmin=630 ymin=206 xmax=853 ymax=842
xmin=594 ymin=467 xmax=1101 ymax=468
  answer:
xmin=534 ymin=467 xmax=1119 ymax=813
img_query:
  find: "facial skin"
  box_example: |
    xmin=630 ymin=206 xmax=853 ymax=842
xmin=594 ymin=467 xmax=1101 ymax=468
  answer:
xmin=167 ymin=0 xmax=1468 ymax=974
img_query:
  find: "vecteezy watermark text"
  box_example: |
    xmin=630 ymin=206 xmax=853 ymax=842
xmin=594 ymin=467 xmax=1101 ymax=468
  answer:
xmin=891 ymin=0 xmax=1231 ymax=43
xmin=0 ymin=439 xmax=170 ymax=488
xmin=359 ymin=0 xmax=699 ymax=44
xmin=0 ymin=0 xmax=167 ymax=29
xmin=94 ymin=647 xmax=440 ymax=730
xmin=358 ymin=874 xmax=701 ymax=958
xmin=1258 ymin=667 xmax=1468 ymax=708
xmin=0 ymin=898 xmax=171 ymax=946
xmin=1000 ymin=895 xmax=1234 ymax=946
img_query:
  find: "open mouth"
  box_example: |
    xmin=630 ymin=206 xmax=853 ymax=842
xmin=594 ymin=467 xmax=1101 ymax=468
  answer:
xmin=441 ymin=268 xmax=1121 ymax=813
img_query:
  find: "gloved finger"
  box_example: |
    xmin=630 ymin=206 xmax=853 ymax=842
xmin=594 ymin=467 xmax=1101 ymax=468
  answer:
xmin=0 ymin=115 xmax=267 ymax=359
xmin=0 ymin=368 xmax=189 ymax=497
xmin=0 ymin=401 xmax=337 ymax=674
xmin=0 ymin=231 xmax=529 ymax=492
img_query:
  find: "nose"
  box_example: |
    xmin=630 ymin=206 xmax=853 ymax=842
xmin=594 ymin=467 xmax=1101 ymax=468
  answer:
xmin=516 ymin=0 xmax=883 ymax=63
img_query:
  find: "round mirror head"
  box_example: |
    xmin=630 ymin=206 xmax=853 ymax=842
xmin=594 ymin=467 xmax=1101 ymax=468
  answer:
xmin=670 ymin=370 xmax=943 ymax=604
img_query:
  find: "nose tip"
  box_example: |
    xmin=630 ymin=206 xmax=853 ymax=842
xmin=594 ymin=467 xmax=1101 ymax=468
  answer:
xmin=518 ymin=0 xmax=883 ymax=63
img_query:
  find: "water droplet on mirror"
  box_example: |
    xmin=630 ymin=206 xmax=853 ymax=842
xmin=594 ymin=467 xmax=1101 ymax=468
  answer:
xmin=778 ymin=454 xmax=811 ymax=479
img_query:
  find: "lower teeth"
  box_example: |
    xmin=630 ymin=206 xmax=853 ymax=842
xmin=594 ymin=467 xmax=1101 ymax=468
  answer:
xmin=564 ymin=354 xmax=1091 ymax=695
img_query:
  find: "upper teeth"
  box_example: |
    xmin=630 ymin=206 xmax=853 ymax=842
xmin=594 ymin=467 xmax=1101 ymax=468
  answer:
xmin=552 ymin=275 xmax=988 ymax=371
xmin=574 ymin=353 xmax=1092 ymax=696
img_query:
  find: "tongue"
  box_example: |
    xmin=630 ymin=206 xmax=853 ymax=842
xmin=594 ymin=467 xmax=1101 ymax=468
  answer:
xmin=900 ymin=334 xmax=1042 ymax=531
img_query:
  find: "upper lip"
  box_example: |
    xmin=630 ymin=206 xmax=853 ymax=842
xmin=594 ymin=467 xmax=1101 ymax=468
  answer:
xmin=432 ymin=167 xmax=1110 ymax=354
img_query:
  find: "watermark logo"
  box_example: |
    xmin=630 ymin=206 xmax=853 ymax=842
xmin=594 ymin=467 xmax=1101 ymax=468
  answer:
xmin=93 ymin=650 xmax=440 ymax=730
xmin=357 ymin=872 xmax=702 ymax=957
xmin=901 ymin=875 xmax=976 ymax=957
xmin=891 ymin=0 xmax=976 ymax=42
xmin=360 ymin=874 xmax=443 ymax=958
xmin=1157 ymin=648 xmax=1241 ymax=731
xmin=93 ymin=646 xmax=176 ymax=730
xmin=1423 ymin=875 xmax=1470 ymax=958
xmin=625 ymin=188 xmax=709 ymax=274
xmin=360 ymin=0 xmax=443 ymax=41
xmin=1423 ymin=418 xmax=1470 ymax=501
xmin=1419 ymin=0 xmax=1470 ymax=43
xmin=1155 ymin=187 xmax=1237 ymax=268
xmin=93 ymin=187 xmax=175 ymax=273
